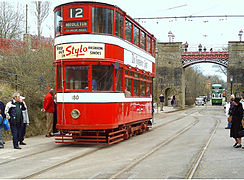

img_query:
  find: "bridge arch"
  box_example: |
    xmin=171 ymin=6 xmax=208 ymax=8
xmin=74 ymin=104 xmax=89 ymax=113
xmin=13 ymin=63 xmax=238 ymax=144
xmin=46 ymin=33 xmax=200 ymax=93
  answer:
xmin=156 ymin=42 xmax=244 ymax=109
xmin=181 ymin=51 xmax=228 ymax=68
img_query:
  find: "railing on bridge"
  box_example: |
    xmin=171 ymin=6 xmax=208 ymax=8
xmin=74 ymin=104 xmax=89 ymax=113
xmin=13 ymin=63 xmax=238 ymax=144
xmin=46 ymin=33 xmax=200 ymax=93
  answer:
xmin=181 ymin=51 xmax=228 ymax=68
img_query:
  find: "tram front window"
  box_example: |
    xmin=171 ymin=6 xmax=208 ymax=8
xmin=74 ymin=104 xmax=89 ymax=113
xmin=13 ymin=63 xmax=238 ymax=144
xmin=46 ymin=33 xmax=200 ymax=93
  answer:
xmin=66 ymin=66 xmax=89 ymax=90
xmin=92 ymin=65 xmax=113 ymax=91
xmin=92 ymin=7 xmax=113 ymax=34
xmin=55 ymin=10 xmax=63 ymax=36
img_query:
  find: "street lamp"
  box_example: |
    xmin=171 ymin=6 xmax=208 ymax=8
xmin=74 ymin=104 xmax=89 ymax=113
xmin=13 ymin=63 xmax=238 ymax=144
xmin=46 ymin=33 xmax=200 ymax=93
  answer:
xmin=172 ymin=34 xmax=175 ymax=42
xmin=184 ymin=41 xmax=188 ymax=52
xmin=168 ymin=31 xmax=173 ymax=42
xmin=238 ymin=29 xmax=243 ymax=42
xmin=230 ymin=74 xmax=233 ymax=95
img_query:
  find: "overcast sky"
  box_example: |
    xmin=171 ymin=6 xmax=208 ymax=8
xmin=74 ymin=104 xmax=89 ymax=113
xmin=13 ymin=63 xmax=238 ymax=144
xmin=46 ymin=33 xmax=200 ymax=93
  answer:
xmin=14 ymin=0 xmax=244 ymax=81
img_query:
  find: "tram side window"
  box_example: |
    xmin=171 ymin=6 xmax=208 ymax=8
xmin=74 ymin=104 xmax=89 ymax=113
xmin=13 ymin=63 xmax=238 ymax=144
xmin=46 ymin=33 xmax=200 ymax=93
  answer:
xmin=133 ymin=79 xmax=139 ymax=96
xmin=115 ymin=12 xmax=123 ymax=38
xmin=92 ymin=7 xmax=113 ymax=35
xmin=146 ymin=35 xmax=151 ymax=53
xmin=125 ymin=19 xmax=132 ymax=42
xmin=133 ymin=26 xmax=139 ymax=46
xmin=140 ymin=31 xmax=145 ymax=50
xmin=57 ymin=66 xmax=63 ymax=89
xmin=140 ymin=81 xmax=145 ymax=96
xmin=92 ymin=65 xmax=113 ymax=91
xmin=115 ymin=67 xmax=123 ymax=92
xmin=125 ymin=78 xmax=132 ymax=97
xmin=146 ymin=82 xmax=151 ymax=97
xmin=55 ymin=10 xmax=63 ymax=36
xmin=152 ymin=39 xmax=155 ymax=57
xmin=66 ymin=66 xmax=89 ymax=90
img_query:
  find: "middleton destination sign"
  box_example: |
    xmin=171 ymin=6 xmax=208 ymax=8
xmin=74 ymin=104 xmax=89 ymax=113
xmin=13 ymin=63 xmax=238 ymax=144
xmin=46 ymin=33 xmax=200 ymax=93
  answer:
xmin=65 ymin=21 xmax=87 ymax=27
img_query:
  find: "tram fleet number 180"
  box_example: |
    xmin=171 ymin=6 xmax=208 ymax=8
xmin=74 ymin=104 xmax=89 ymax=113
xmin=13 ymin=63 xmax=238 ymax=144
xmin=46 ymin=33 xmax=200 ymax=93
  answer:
xmin=54 ymin=1 xmax=156 ymax=145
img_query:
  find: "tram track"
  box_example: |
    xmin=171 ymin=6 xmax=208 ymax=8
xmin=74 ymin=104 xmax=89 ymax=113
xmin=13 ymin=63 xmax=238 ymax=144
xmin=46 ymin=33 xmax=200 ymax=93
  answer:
xmin=0 ymin=107 xmax=198 ymax=179
xmin=108 ymin=111 xmax=220 ymax=179
xmin=22 ymin=146 xmax=106 ymax=179
xmin=0 ymin=142 xmax=58 ymax=166
xmin=18 ymin=109 xmax=198 ymax=179
xmin=185 ymin=117 xmax=221 ymax=179
xmin=108 ymin=117 xmax=200 ymax=179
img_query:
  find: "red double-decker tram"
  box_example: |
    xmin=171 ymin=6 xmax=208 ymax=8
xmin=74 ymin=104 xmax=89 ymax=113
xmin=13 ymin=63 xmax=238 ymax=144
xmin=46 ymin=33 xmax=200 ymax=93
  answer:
xmin=54 ymin=1 xmax=156 ymax=144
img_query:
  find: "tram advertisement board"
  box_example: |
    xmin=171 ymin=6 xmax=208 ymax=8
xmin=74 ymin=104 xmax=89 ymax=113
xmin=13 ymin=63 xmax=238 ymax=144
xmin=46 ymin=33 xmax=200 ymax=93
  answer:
xmin=56 ymin=43 xmax=105 ymax=60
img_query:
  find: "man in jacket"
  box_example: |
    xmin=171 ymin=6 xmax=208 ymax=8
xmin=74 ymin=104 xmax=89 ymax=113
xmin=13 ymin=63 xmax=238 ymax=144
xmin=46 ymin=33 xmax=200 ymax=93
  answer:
xmin=0 ymin=101 xmax=5 ymax=118
xmin=42 ymin=89 xmax=55 ymax=137
xmin=5 ymin=93 xmax=26 ymax=149
xmin=159 ymin=94 xmax=164 ymax=111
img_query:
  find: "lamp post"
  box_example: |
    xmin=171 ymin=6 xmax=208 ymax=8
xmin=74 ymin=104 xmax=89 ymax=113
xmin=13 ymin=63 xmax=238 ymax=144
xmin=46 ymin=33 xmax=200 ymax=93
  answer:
xmin=168 ymin=31 xmax=173 ymax=42
xmin=238 ymin=29 xmax=243 ymax=42
xmin=184 ymin=41 xmax=188 ymax=52
xmin=172 ymin=34 xmax=175 ymax=42
xmin=230 ymin=74 xmax=233 ymax=95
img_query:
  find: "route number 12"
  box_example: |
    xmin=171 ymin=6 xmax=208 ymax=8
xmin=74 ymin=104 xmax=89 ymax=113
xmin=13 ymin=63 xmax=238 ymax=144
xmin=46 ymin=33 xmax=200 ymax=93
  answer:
xmin=69 ymin=8 xmax=84 ymax=18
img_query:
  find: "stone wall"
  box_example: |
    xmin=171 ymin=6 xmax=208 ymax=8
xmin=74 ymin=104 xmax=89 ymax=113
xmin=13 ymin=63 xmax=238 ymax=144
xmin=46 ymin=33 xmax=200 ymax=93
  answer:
xmin=156 ymin=42 xmax=185 ymax=108
xmin=227 ymin=42 xmax=244 ymax=98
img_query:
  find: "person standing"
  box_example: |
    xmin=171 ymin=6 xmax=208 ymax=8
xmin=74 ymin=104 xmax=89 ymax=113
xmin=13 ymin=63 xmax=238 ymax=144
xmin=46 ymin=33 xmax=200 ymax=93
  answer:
xmin=53 ymin=94 xmax=58 ymax=134
xmin=42 ymin=89 xmax=55 ymax=137
xmin=0 ymin=101 xmax=5 ymax=119
xmin=159 ymin=94 xmax=164 ymax=111
xmin=5 ymin=93 xmax=26 ymax=149
xmin=225 ymin=95 xmax=235 ymax=129
xmin=230 ymin=97 xmax=243 ymax=148
xmin=0 ymin=109 xmax=5 ymax=148
xmin=19 ymin=96 xmax=29 ymax=145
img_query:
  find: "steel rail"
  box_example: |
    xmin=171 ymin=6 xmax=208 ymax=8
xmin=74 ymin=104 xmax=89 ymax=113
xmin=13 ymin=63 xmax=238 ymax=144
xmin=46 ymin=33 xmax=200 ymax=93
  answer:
xmin=185 ymin=118 xmax=221 ymax=179
xmin=109 ymin=117 xmax=200 ymax=179
xmin=22 ymin=146 xmax=105 ymax=179
xmin=20 ymin=110 xmax=195 ymax=179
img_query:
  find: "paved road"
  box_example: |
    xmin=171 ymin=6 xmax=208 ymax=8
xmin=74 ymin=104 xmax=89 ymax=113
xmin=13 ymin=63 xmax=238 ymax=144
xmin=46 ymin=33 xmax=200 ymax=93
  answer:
xmin=0 ymin=104 xmax=243 ymax=178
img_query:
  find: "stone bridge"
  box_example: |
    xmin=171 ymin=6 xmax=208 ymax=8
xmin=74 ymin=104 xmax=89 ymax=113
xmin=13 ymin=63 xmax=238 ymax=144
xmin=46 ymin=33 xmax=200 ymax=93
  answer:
xmin=155 ymin=42 xmax=244 ymax=108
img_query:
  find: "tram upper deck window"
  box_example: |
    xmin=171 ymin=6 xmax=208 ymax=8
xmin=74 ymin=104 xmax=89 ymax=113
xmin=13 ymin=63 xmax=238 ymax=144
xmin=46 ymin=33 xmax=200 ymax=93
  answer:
xmin=92 ymin=7 xmax=113 ymax=34
xmin=140 ymin=31 xmax=145 ymax=50
xmin=146 ymin=35 xmax=151 ymax=53
xmin=66 ymin=66 xmax=88 ymax=90
xmin=152 ymin=39 xmax=155 ymax=56
xmin=115 ymin=12 xmax=123 ymax=38
xmin=133 ymin=26 xmax=139 ymax=46
xmin=55 ymin=9 xmax=63 ymax=36
xmin=125 ymin=19 xmax=132 ymax=42
xmin=92 ymin=65 xmax=113 ymax=91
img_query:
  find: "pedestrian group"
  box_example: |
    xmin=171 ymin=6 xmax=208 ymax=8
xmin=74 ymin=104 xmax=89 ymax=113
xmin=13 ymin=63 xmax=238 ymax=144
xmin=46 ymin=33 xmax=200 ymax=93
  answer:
xmin=0 ymin=89 xmax=57 ymax=149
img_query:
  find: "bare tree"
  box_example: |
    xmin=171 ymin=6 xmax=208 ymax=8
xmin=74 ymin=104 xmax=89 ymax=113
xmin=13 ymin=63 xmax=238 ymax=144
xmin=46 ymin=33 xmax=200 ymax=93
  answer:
xmin=34 ymin=1 xmax=50 ymax=44
xmin=0 ymin=2 xmax=24 ymax=39
xmin=212 ymin=64 xmax=227 ymax=76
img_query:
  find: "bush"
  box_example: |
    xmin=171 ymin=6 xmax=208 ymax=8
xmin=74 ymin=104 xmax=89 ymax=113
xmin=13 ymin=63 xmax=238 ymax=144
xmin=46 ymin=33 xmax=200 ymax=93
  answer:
xmin=0 ymin=46 xmax=55 ymax=140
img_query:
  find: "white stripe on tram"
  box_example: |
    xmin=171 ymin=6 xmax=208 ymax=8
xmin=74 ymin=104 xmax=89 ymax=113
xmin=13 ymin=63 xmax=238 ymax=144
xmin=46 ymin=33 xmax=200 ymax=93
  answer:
xmin=54 ymin=34 xmax=155 ymax=64
xmin=57 ymin=93 xmax=152 ymax=103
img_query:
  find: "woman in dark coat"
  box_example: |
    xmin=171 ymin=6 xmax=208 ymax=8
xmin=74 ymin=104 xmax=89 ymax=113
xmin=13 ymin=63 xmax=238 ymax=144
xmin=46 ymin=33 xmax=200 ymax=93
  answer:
xmin=230 ymin=97 xmax=243 ymax=148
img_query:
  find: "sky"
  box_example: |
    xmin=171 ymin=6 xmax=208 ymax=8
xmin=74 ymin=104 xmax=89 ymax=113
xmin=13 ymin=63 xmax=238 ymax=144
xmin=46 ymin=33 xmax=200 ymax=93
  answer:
xmin=9 ymin=0 xmax=244 ymax=81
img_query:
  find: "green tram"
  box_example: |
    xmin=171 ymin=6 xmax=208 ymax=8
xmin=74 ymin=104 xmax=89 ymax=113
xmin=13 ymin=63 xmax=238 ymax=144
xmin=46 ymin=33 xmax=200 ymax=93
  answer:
xmin=211 ymin=84 xmax=223 ymax=105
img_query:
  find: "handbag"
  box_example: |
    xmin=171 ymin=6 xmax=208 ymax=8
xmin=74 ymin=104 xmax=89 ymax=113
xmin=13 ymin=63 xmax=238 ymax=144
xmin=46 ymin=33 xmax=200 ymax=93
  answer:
xmin=228 ymin=116 xmax=232 ymax=123
xmin=239 ymin=130 xmax=244 ymax=137
xmin=0 ymin=116 xmax=3 ymax=125
xmin=3 ymin=119 xmax=9 ymax=130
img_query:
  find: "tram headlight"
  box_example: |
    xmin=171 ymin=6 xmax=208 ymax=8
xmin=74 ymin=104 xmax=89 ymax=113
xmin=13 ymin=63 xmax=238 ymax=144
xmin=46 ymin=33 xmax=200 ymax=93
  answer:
xmin=71 ymin=109 xmax=80 ymax=119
